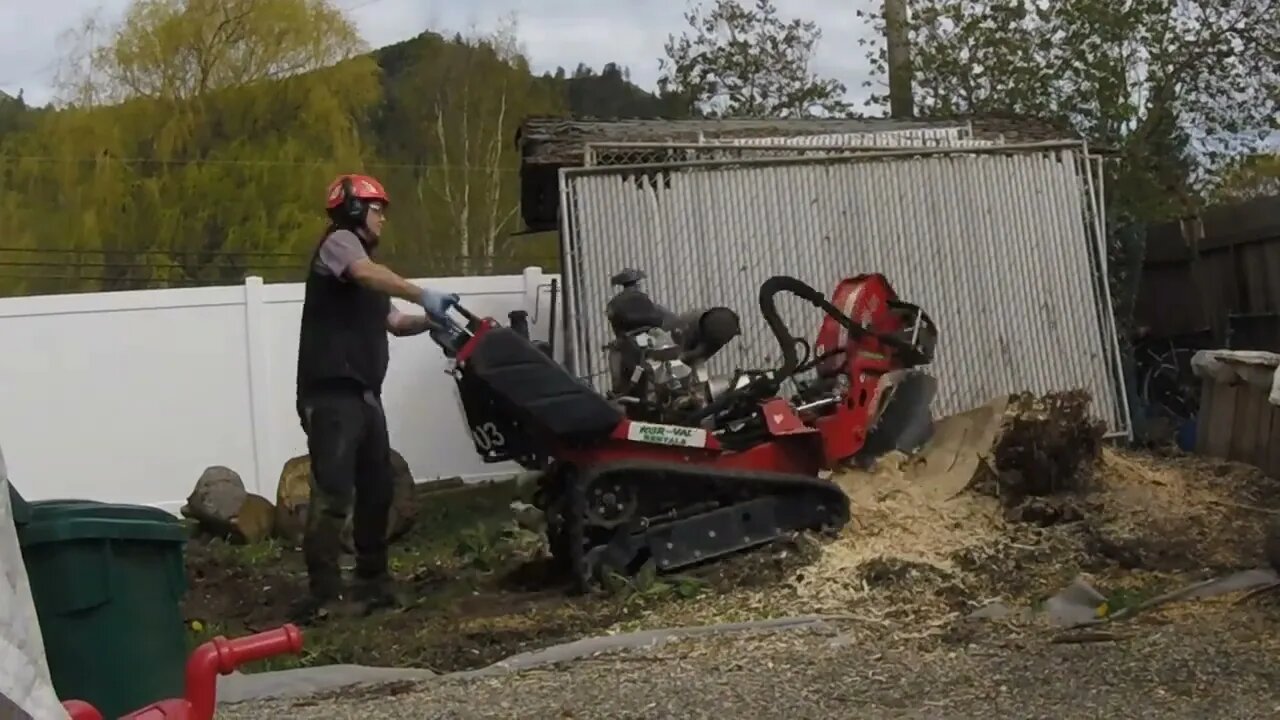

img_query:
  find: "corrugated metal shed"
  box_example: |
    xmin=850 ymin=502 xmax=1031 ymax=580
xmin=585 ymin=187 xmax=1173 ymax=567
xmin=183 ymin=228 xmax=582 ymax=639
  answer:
xmin=515 ymin=115 xmax=1080 ymax=230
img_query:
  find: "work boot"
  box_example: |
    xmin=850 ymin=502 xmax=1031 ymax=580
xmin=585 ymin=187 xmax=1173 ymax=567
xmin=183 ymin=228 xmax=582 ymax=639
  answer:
xmin=297 ymin=499 xmax=353 ymax=625
xmin=352 ymin=571 xmax=401 ymax=616
xmin=290 ymin=563 xmax=347 ymax=625
xmin=289 ymin=589 xmax=342 ymax=625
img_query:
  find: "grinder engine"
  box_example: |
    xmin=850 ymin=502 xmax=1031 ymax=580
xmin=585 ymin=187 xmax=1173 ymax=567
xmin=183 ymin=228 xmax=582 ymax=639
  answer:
xmin=603 ymin=268 xmax=743 ymax=423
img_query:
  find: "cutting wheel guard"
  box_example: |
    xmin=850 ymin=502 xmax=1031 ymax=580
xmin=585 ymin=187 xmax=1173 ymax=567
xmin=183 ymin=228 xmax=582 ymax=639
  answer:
xmin=758 ymin=274 xmax=938 ymax=379
xmin=683 ymin=274 xmax=936 ymax=428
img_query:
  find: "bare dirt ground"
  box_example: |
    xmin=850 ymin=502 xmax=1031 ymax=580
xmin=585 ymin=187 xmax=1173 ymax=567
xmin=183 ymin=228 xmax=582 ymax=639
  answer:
xmin=183 ymin=478 xmax=814 ymax=673
xmin=198 ymin=392 xmax=1280 ymax=717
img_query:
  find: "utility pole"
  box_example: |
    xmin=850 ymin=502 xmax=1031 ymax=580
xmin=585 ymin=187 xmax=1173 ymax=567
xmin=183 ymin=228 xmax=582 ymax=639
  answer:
xmin=883 ymin=0 xmax=915 ymax=118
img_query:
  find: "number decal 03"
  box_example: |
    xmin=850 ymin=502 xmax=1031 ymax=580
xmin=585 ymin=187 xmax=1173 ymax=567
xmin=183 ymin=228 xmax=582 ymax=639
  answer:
xmin=471 ymin=422 xmax=507 ymax=451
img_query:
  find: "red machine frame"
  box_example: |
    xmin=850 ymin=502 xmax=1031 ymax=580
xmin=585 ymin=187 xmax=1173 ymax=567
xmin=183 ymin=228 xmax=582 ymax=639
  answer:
xmin=450 ymin=271 xmax=930 ymax=475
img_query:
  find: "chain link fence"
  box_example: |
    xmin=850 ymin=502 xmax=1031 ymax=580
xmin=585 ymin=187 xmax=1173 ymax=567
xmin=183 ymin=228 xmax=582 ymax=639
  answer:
xmin=581 ymin=126 xmax=1006 ymax=167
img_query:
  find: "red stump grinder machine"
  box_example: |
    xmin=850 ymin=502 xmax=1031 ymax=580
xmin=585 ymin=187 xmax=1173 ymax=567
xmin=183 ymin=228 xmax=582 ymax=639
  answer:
xmin=429 ymin=272 xmax=938 ymax=593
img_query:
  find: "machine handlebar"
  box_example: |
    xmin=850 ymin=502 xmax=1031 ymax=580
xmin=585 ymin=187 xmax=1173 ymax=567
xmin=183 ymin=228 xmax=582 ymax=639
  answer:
xmin=426 ymin=302 xmax=486 ymax=358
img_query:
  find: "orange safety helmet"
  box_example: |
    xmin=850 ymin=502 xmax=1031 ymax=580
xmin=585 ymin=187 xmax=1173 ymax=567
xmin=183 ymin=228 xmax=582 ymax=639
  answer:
xmin=325 ymin=173 xmax=390 ymax=227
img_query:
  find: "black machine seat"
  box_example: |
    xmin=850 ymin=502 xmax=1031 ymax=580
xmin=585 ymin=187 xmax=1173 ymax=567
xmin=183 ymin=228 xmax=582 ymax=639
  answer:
xmin=464 ymin=326 xmax=624 ymax=443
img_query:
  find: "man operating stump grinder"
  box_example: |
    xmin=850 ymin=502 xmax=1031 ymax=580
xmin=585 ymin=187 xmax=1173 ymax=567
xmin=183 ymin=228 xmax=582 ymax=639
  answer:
xmin=292 ymin=173 xmax=459 ymax=623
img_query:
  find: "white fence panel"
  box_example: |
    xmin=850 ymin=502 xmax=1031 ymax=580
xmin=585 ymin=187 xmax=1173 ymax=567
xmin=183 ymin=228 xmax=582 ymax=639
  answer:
xmin=0 ymin=267 xmax=558 ymax=512
xmin=558 ymin=147 xmax=1129 ymax=435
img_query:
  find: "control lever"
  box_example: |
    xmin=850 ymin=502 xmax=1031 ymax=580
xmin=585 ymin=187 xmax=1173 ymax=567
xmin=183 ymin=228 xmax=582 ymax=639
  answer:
xmin=429 ymin=303 xmax=484 ymax=358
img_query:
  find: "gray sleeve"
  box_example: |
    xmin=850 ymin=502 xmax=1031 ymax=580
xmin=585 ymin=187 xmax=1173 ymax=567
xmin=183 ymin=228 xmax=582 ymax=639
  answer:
xmin=313 ymin=230 xmax=369 ymax=279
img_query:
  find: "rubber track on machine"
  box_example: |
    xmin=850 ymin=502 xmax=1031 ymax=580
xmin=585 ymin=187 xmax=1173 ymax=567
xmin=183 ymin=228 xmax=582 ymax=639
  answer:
xmin=564 ymin=459 xmax=851 ymax=590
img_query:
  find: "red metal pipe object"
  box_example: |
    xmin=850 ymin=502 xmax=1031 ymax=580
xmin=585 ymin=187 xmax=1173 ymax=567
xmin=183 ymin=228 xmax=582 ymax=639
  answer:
xmin=59 ymin=624 xmax=304 ymax=720
xmin=183 ymin=624 xmax=304 ymax=720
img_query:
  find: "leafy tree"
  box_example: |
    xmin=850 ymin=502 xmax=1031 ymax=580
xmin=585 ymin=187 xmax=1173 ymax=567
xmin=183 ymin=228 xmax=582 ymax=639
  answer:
xmin=373 ymin=20 xmax=566 ymax=275
xmin=55 ymin=0 xmax=368 ymax=105
xmin=860 ymin=0 xmax=1280 ymax=220
xmin=857 ymin=0 xmax=1278 ymax=359
xmin=2 ymin=1 xmax=686 ymax=297
xmin=557 ymin=63 xmax=690 ymax=118
xmin=658 ymin=0 xmax=853 ymax=118
xmin=1210 ymin=151 xmax=1280 ymax=204
xmin=8 ymin=0 xmax=381 ymax=292
xmin=0 ymin=90 xmax=38 ymax=140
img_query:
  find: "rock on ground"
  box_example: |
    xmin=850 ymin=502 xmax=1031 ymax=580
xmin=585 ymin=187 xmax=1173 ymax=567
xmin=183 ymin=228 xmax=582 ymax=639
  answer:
xmin=180 ymin=465 xmax=277 ymax=544
xmin=230 ymin=494 xmax=276 ymax=544
xmin=184 ymin=465 xmax=246 ymax=522
xmin=182 ymin=466 xmax=255 ymax=539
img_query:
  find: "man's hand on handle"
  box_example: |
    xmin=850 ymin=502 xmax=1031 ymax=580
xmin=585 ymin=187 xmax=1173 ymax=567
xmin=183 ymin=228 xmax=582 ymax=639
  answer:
xmin=386 ymin=287 xmax=459 ymax=337
xmin=419 ymin=286 xmax=460 ymax=324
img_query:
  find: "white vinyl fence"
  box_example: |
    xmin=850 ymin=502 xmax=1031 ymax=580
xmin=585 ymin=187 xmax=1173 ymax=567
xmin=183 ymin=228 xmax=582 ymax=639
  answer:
xmin=0 ymin=267 xmax=559 ymax=512
xmin=557 ymin=141 xmax=1130 ymax=436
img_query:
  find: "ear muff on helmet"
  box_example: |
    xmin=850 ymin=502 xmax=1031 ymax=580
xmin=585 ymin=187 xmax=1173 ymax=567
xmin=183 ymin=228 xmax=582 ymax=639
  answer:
xmin=336 ymin=176 xmax=367 ymax=227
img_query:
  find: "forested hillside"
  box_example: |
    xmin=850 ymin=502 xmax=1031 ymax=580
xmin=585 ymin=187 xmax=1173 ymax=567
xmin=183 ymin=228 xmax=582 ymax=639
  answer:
xmin=0 ymin=16 xmax=677 ymax=297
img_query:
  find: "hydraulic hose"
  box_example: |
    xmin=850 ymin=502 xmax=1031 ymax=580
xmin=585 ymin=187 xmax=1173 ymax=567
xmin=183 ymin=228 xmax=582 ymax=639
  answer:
xmin=760 ymin=274 xmax=930 ymax=367
xmin=758 ymin=275 xmax=829 ymax=380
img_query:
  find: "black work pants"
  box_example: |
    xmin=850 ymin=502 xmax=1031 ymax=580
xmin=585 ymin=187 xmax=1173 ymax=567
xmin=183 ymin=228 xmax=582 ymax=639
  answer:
xmin=297 ymin=386 xmax=393 ymax=599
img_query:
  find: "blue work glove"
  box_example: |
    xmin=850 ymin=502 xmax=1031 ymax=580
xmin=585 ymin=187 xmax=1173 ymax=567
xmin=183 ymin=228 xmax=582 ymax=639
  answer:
xmin=419 ymin=286 xmax=460 ymax=321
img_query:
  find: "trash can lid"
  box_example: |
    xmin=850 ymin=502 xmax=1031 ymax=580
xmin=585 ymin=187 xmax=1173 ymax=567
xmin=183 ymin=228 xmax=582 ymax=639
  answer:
xmin=0 ymin=445 xmax=28 ymax=525
xmin=8 ymin=483 xmax=31 ymax=526
xmin=18 ymin=499 xmax=189 ymax=547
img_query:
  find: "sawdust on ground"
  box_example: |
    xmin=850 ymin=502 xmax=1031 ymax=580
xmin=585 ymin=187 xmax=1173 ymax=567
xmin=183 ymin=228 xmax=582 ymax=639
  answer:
xmin=611 ymin=420 xmax=1280 ymax=634
xmin=776 ymin=443 xmax=1280 ymax=618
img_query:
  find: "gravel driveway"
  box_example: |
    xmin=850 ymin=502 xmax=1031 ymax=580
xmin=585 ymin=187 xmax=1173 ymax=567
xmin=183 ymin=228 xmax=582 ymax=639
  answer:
xmin=215 ymin=598 xmax=1280 ymax=719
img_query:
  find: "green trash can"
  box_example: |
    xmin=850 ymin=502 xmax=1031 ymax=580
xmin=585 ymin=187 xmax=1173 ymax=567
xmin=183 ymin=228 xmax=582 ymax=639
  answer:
xmin=15 ymin=495 xmax=189 ymax=718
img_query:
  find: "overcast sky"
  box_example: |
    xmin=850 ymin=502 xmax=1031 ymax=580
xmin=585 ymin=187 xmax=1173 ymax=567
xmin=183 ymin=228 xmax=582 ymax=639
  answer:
xmin=0 ymin=0 xmax=883 ymax=108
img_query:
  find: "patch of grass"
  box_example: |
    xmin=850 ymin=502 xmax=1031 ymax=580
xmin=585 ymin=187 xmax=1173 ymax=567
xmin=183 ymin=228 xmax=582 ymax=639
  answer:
xmin=391 ymin=478 xmax=529 ymax=569
xmin=1103 ymin=587 xmax=1154 ymax=615
xmin=203 ymin=538 xmax=286 ymax=566
xmin=185 ymin=618 xmax=309 ymax=673
xmin=454 ymin=521 xmax=547 ymax=573
xmin=600 ymin=562 xmax=711 ymax=607
xmin=1097 ymin=574 xmax=1180 ymax=618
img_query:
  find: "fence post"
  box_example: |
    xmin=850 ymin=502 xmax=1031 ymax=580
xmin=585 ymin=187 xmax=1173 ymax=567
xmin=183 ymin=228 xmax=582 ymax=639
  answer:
xmin=242 ymin=276 xmax=275 ymax=497
xmin=521 ymin=266 xmax=544 ymax=332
